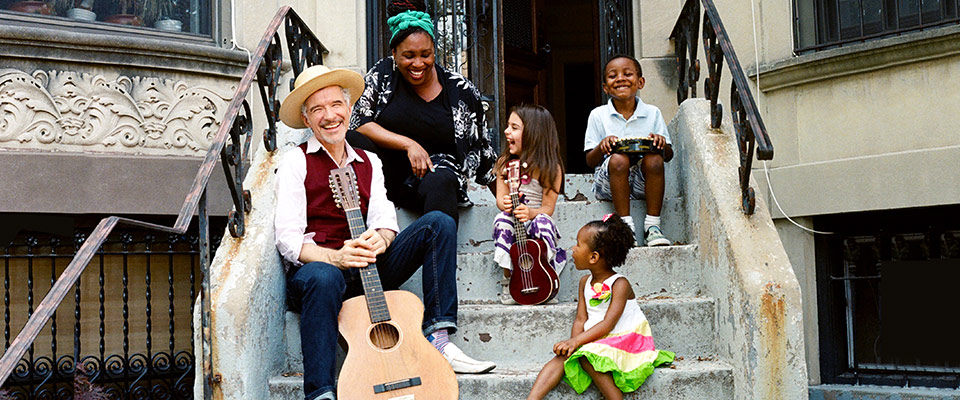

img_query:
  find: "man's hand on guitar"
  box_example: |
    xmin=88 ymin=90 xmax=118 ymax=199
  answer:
xmin=358 ymin=228 xmax=389 ymax=256
xmin=336 ymin=237 xmax=379 ymax=269
xmin=598 ymin=135 xmax=620 ymax=155
xmin=648 ymin=133 xmax=667 ymax=150
xmin=514 ymin=204 xmax=531 ymax=223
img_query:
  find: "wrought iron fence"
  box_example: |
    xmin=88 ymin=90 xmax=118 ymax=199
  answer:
xmin=1 ymin=230 xmax=219 ymax=399
xmin=670 ymin=0 xmax=775 ymax=215
xmin=0 ymin=6 xmax=326 ymax=400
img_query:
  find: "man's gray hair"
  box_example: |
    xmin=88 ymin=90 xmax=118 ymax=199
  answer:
xmin=301 ymin=86 xmax=351 ymax=119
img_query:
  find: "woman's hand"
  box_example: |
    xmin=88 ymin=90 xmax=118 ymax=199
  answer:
xmin=553 ymin=338 xmax=580 ymax=357
xmin=405 ymin=141 xmax=434 ymax=178
xmin=598 ymin=135 xmax=620 ymax=155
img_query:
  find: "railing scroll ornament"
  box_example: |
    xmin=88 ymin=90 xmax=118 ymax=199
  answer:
xmin=670 ymin=0 xmax=774 ymax=215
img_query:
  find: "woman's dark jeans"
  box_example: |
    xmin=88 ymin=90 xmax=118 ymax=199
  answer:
xmin=285 ymin=211 xmax=459 ymax=399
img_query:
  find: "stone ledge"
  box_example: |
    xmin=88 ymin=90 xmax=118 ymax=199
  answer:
xmin=0 ymin=24 xmax=248 ymax=78
xmin=0 ymin=150 xmax=233 ymax=215
xmin=749 ymin=25 xmax=960 ymax=92
xmin=755 ymin=145 xmax=960 ymax=219
xmin=810 ymin=384 xmax=960 ymax=400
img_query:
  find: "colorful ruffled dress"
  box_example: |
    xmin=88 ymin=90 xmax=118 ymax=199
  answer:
xmin=563 ymin=273 xmax=675 ymax=394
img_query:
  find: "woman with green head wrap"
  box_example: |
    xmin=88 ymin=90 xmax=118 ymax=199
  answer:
xmin=351 ymin=0 xmax=498 ymax=226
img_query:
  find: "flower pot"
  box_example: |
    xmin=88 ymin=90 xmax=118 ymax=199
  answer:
xmin=154 ymin=18 xmax=182 ymax=31
xmin=7 ymin=1 xmax=53 ymax=15
xmin=66 ymin=7 xmax=96 ymax=21
xmin=104 ymin=13 xmax=142 ymax=26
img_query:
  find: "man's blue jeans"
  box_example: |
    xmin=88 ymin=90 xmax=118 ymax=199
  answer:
xmin=285 ymin=211 xmax=459 ymax=400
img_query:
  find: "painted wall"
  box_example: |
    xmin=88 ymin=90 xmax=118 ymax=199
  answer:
xmin=630 ymin=0 xmax=960 ymax=387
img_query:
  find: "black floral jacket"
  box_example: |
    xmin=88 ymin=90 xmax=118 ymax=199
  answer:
xmin=350 ymin=56 xmax=498 ymax=206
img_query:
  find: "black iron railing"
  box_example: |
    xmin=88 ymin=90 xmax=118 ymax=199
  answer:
xmin=671 ymin=0 xmax=775 ymax=215
xmin=1 ymin=231 xmax=220 ymax=399
xmin=0 ymin=6 xmax=326 ymax=399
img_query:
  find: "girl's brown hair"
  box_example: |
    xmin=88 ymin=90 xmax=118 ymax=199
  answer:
xmin=495 ymin=104 xmax=565 ymax=193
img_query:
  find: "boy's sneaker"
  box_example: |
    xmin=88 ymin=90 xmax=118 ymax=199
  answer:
xmin=644 ymin=226 xmax=671 ymax=247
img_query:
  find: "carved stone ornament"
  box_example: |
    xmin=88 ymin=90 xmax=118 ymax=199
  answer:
xmin=0 ymin=69 xmax=234 ymax=155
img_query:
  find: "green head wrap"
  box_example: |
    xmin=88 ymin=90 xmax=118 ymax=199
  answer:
xmin=386 ymin=10 xmax=435 ymax=45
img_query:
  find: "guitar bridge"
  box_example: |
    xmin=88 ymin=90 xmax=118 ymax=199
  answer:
xmin=373 ymin=376 xmax=422 ymax=394
xmin=521 ymin=287 xmax=539 ymax=294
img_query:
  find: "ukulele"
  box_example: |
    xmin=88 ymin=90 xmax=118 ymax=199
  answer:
xmin=505 ymin=160 xmax=560 ymax=305
xmin=330 ymin=167 xmax=459 ymax=400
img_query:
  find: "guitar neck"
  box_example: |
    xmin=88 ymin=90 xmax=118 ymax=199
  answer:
xmin=345 ymin=208 xmax=391 ymax=323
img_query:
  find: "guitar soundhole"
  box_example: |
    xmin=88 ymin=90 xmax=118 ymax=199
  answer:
xmin=369 ymin=322 xmax=400 ymax=350
xmin=517 ymin=254 xmax=535 ymax=271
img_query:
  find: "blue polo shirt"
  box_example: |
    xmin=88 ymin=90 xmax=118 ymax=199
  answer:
xmin=583 ymin=96 xmax=671 ymax=152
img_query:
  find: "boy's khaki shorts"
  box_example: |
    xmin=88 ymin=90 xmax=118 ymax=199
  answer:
xmin=593 ymin=154 xmax=646 ymax=200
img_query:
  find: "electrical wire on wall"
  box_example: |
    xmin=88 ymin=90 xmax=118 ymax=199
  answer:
xmin=748 ymin=0 xmax=834 ymax=235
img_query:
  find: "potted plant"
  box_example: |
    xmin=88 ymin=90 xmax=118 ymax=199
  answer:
xmin=66 ymin=0 xmax=96 ymax=21
xmin=6 ymin=0 xmax=53 ymax=15
xmin=153 ymin=0 xmax=181 ymax=31
xmin=105 ymin=0 xmax=142 ymax=26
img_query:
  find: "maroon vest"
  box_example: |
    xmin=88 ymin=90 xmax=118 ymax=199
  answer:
xmin=301 ymin=143 xmax=372 ymax=249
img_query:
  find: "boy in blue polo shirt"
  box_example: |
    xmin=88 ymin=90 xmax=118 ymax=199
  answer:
xmin=584 ymin=54 xmax=674 ymax=246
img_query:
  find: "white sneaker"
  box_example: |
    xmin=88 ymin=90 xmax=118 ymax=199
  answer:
xmin=442 ymin=343 xmax=496 ymax=374
xmin=644 ymin=225 xmax=671 ymax=247
xmin=498 ymin=278 xmax=518 ymax=305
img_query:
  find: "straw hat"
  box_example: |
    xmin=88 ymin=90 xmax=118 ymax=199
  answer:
xmin=279 ymin=65 xmax=365 ymax=129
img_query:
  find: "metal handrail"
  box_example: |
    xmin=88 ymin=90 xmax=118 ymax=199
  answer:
xmin=670 ymin=0 xmax=774 ymax=215
xmin=0 ymin=6 xmax=326 ymax=398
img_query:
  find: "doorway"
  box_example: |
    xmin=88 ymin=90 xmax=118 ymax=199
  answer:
xmin=365 ymin=0 xmax=634 ymax=174
xmin=503 ymin=0 xmax=600 ymax=173
xmin=501 ymin=0 xmax=633 ymax=173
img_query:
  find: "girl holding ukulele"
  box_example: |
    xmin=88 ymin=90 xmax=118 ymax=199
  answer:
xmin=492 ymin=104 xmax=567 ymax=305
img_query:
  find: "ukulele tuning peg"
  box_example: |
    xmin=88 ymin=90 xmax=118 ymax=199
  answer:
xmin=521 ymin=162 xmax=528 ymax=168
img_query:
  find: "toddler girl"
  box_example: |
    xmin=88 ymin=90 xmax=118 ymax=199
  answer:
xmin=527 ymin=215 xmax=674 ymax=399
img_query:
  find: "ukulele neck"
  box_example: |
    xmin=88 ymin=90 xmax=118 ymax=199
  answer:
xmin=345 ymin=208 xmax=391 ymax=323
xmin=510 ymin=190 xmax=528 ymax=243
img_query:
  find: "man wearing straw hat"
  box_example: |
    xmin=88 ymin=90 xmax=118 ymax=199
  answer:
xmin=275 ymin=65 xmax=495 ymax=400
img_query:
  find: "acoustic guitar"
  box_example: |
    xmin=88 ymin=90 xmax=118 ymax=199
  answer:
xmin=330 ymin=167 xmax=459 ymax=400
xmin=505 ymin=160 xmax=560 ymax=305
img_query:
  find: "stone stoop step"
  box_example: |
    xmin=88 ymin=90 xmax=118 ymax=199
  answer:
xmin=398 ymin=197 xmax=687 ymax=252
xmin=282 ymin=297 xmax=717 ymax=374
xmin=268 ymin=360 xmax=735 ymax=399
xmin=401 ymin=244 xmax=702 ymax=304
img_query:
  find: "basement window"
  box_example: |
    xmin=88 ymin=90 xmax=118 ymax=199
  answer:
xmin=814 ymin=205 xmax=960 ymax=388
